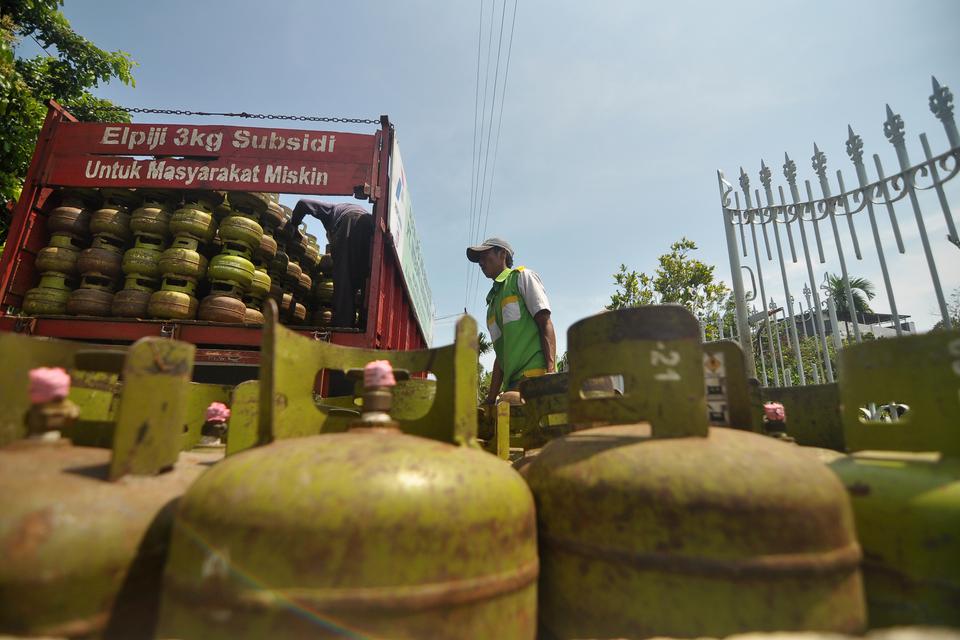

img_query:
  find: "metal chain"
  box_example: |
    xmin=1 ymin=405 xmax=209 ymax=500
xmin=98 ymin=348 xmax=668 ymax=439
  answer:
xmin=65 ymin=104 xmax=380 ymax=125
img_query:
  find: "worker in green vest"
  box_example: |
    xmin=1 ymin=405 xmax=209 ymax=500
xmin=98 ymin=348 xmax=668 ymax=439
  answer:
xmin=467 ymin=237 xmax=556 ymax=404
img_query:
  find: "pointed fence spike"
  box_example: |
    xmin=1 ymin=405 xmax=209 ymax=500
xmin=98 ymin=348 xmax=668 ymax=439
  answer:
xmin=932 ymin=75 xmax=941 ymax=90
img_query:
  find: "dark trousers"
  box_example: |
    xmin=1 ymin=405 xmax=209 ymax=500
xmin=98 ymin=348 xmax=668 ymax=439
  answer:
xmin=330 ymin=211 xmax=374 ymax=327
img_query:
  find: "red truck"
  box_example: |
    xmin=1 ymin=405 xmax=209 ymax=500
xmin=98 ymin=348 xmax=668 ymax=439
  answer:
xmin=0 ymin=101 xmax=433 ymax=382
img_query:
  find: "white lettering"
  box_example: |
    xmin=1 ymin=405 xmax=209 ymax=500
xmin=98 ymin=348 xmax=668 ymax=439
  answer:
xmin=264 ymin=164 xmax=283 ymax=183
xmin=147 ymin=160 xmax=165 ymax=180
xmin=184 ymin=164 xmax=201 ymax=185
xmin=207 ymin=132 xmax=223 ymax=152
xmin=128 ymin=130 xmax=146 ymax=150
xmin=233 ymin=130 xmax=250 ymax=149
xmin=100 ymin=127 xmax=121 ymax=145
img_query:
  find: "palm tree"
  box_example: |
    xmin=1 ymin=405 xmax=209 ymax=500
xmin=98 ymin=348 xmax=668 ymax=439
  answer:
xmin=825 ymin=273 xmax=875 ymax=318
xmin=824 ymin=273 xmax=875 ymax=339
xmin=478 ymin=332 xmax=492 ymax=356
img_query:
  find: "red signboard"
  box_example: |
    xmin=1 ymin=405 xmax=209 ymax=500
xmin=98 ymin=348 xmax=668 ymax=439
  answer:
xmin=43 ymin=122 xmax=379 ymax=196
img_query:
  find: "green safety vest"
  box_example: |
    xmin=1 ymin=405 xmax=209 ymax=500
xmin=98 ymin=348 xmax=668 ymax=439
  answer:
xmin=486 ymin=267 xmax=547 ymax=391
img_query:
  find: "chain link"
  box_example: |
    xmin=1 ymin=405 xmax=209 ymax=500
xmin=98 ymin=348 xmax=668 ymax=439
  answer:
xmin=65 ymin=104 xmax=380 ymax=125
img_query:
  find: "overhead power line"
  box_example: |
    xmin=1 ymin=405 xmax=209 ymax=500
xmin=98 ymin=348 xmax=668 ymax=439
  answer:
xmin=464 ymin=0 xmax=486 ymax=309
xmin=468 ymin=0 xmax=520 ymax=308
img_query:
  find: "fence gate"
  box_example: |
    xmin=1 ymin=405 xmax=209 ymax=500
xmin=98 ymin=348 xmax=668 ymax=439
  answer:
xmin=717 ymin=76 xmax=959 ymax=388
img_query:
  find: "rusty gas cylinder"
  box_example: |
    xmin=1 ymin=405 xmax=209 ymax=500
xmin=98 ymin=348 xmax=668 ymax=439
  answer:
xmin=130 ymin=190 xmax=174 ymax=238
xmin=218 ymin=215 xmax=263 ymax=254
xmin=46 ymin=188 xmax=96 ymax=239
xmin=90 ymin=188 xmax=136 ymax=244
xmin=22 ymin=272 xmax=75 ymax=315
xmin=122 ymin=240 xmax=163 ymax=280
xmin=224 ymin=191 xmax=269 ymax=221
xmin=0 ymin=341 xmax=221 ymax=639
xmin=242 ymin=307 xmax=264 ymax=325
xmin=157 ymin=244 xmax=208 ymax=281
xmin=524 ymin=306 xmax=865 ymax=639
xmin=23 ymin=285 xmax=72 ymax=315
xmin=197 ymin=294 xmax=246 ymax=323
xmin=35 ymin=233 xmax=84 ymax=275
xmin=279 ymin=291 xmax=294 ymax=317
xmin=268 ymin=249 xmax=288 ymax=284
xmin=284 ymin=259 xmax=302 ymax=285
xmin=111 ymin=286 xmax=153 ymax=318
xmin=828 ymin=331 xmax=960 ymax=627
xmin=158 ymin=358 xmax=537 ymax=639
xmin=312 ymin=306 xmax=333 ymax=327
xmin=241 ymin=269 xmax=271 ymax=325
xmin=148 ymin=289 xmax=198 ymax=320
xmin=292 ymin=302 xmax=307 ymax=323
xmin=170 ymin=191 xmax=221 ymax=244
xmin=257 ymin=232 xmax=277 ymax=266
xmin=66 ymin=286 xmax=114 ymax=316
xmin=316 ymin=278 xmax=334 ymax=303
xmin=247 ymin=268 xmax=271 ymax=301
xmin=77 ymin=237 xmax=124 ymax=281
xmin=261 ymin=199 xmax=285 ymax=232
xmin=302 ymin=233 xmax=321 ymax=271
xmin=296 ymin=271 xmax=312 ymax=296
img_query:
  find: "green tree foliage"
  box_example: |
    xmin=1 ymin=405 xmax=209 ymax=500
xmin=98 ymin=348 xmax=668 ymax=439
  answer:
xmin=477 ymin=366 xmax=492 ymax=404
xmin=607 ymin=265 xmax=655 ymax=309
xmin=556 ymin=351 xmax=568 ymax=372
xmin=476 ymin=331 xmax=492 ymax=402
xmin=932 ymin=286 xmax=960 ymax=331
xmin=607 ymin=238 xmax=729 ymax=317
xmin=0 ymin=0 xmax=136 ymax=209
xmin=765 ymin=330 xmax=838 ymax=387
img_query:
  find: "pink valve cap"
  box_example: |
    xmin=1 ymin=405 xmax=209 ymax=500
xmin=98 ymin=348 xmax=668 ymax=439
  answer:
xmin=763 ymin=402 xmax=786 ymax=422
xmin=205 ymin=401 xmax=231 ymax=423
xmin=364 ymin=360 xmax=396 ymax=388
xmin=29 ymin=367 xmax=71 ymax=404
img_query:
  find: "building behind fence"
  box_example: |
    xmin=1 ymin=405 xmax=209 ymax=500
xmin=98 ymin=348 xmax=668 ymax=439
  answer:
xmin=717 ymin=76 xmax=958 ymax=387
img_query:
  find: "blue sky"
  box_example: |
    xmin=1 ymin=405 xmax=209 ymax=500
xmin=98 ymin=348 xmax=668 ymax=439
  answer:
xmin=26 ymin=0 xmax=960 ymax=359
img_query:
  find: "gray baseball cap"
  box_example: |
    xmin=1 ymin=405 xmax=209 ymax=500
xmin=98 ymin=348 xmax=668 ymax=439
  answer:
xmin=466 ymin=237 xmax=514 ymax=262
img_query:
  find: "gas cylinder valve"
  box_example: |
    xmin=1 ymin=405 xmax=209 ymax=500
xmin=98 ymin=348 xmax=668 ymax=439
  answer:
xmin=25 ymin=367 xmax=80 ymax=439
xmin=762 ymin=401 xmax=793 ymax=442
xmin=347 ymin=360 xmax=410 ymax=430
xmin=200 ymin=401 xmax=231 ymax=445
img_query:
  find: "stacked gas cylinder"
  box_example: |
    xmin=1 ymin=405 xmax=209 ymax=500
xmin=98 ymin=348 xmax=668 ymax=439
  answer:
xmin=22 ymin=189 xmax=93 ymax=315
xmin=68 ymin=188 xmax=138 ymax=316
xmin=22 ymin=188 xmax=340 ymax=326
xmin=267 ymin=205 xmax=336 ymax=327
xmin=113 ymin=189 xmax=173 ymax=317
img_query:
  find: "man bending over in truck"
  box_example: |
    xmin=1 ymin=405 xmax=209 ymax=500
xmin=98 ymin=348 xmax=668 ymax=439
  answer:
xmin=287 ymin=200 xmax=374 ymax=328
xmin=467 ymin=237 xmax=556 ymax=404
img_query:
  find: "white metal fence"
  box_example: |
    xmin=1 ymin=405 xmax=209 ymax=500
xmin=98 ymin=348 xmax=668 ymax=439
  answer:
xmin=717 ymin=77 xmax=959 ymax=386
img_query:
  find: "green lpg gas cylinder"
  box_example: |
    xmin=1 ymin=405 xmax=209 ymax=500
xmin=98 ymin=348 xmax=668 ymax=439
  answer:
xmin=0 ymin=337 xmax=218 ymax=639
xmin=158 ymin=310 xmax=538 ymax=640
xmin=525 ymin=306 xmax=865 ymax=639
xmin=829 ymin=331 xmax=960 ymax=627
